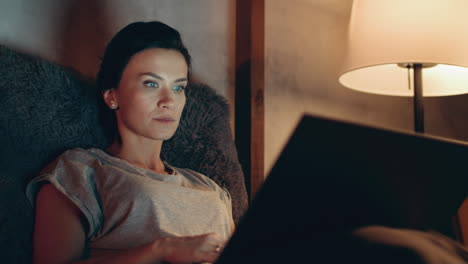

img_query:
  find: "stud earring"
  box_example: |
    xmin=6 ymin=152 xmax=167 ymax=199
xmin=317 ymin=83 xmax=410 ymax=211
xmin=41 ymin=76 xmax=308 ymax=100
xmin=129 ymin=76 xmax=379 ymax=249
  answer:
xmin=110 ymin=103 xmax=118 ymax=110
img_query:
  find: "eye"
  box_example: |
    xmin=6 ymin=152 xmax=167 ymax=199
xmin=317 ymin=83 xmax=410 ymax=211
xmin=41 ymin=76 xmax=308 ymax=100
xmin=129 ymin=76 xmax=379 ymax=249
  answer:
xmin=173 ymin=85 xmax=186 ymax=93
xmin=143 ymin=80 xmax=159 ymax=88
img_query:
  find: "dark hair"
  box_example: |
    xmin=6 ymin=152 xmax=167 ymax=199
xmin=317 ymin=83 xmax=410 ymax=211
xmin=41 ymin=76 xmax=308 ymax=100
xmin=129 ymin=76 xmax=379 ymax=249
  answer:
xmin=97 ymin=21 xmax=191 ymax=142
xmin=97 ymin=21 xmax=192 ymax=93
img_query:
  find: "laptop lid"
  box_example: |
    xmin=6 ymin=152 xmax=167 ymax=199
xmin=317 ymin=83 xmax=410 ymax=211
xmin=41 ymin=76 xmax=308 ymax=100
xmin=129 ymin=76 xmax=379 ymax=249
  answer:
xmin=217 ymin=114 xmax=468 ymax=263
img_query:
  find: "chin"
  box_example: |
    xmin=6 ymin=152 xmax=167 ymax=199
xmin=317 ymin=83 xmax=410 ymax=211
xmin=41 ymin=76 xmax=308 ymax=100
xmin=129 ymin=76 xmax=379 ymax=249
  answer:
xmin=158 ymin=135 xmax=175 ymax=141
xmin=151 ymin=131 xmax=177 ymax=141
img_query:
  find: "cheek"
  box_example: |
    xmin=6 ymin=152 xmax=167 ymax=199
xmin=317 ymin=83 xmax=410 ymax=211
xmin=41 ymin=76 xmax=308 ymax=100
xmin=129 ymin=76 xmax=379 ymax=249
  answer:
xmin=121 ymin=89 xmax=152 ymax=108
xmin=118 ymin=95 xmax=155 ymax=122
xmin=177 ymin=96 xmax=187 ymax=115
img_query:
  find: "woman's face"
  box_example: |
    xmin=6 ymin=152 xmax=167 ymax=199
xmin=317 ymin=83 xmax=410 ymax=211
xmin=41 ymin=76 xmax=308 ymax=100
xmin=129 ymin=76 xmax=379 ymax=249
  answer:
xmin=104 ymin=48 xmax=188 ymax=142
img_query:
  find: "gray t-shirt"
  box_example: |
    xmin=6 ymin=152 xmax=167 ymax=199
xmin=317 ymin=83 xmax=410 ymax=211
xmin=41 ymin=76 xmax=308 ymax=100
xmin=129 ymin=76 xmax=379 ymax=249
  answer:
xmin=26 ymin=148 xmax=234 ymax=256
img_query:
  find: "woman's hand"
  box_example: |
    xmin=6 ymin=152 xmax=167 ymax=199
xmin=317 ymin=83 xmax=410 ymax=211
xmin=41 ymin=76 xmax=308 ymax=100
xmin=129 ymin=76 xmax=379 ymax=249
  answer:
xmin=154 ymin=232 xmax=227 ymax=264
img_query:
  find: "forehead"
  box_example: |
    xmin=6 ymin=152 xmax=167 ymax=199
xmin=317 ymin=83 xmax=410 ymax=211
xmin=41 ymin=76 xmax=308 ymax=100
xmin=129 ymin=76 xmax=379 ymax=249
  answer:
xmin=123 ymin=48 xmax=188 ymax=77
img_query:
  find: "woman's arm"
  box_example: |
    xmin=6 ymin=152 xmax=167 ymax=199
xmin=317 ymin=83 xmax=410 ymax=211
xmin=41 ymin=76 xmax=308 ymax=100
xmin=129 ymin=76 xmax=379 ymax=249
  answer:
xmin=33 ymin=184 xmax=225 ymax=264
xmin=33 ymin=184 xmax=89 ymax=264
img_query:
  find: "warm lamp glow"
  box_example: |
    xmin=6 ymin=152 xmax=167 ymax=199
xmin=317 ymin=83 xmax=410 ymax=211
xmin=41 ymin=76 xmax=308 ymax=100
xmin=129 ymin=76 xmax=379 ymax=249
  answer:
xmin=340 ymin=64 xmax=468 ymax=96
xmin=339 ymin=0 xmax=468 ymax=97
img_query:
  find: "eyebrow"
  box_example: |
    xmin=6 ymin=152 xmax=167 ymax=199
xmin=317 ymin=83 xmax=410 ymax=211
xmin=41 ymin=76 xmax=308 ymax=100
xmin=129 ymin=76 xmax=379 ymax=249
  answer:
xmin=140 ymin=72 xmax=188 ymax=83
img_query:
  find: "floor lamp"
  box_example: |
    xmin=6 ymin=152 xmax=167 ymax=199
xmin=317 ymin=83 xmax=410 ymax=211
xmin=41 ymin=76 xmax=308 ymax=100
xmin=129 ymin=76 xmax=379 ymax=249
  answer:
xmin=339 ymin=0 xmax=468 ymax=133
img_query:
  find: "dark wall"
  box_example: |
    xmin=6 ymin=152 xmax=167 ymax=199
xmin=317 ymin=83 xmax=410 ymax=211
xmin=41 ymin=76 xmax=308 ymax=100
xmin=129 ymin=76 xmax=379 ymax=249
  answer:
xmin=0 ymin=0 xmax=236 ymax=105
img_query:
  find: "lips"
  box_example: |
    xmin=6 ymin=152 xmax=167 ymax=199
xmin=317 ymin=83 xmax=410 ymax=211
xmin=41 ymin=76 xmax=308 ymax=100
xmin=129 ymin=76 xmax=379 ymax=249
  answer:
xmin=153 ymin=116 xmax=176 ymax=123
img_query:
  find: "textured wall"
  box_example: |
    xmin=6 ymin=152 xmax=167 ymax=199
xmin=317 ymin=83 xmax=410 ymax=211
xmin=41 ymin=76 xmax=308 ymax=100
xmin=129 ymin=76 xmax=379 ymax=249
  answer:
xmin=0 ymin=0 xmax=235 ymax=103
xmin=265 ymin=0 xmax=468 ymax=174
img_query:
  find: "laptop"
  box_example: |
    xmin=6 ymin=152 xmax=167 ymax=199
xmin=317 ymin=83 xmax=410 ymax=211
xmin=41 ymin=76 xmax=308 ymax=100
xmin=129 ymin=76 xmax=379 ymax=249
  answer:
xmin=216 ymin=114 xmax=468 ymax=263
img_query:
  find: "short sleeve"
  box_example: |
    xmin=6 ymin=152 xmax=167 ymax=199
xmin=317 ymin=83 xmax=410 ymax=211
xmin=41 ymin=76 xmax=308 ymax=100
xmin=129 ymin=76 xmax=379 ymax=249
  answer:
xmin=26 ymin=149 xmax=103 ymax=239
xmin=221 ymin=187 xmax=233 ymax=218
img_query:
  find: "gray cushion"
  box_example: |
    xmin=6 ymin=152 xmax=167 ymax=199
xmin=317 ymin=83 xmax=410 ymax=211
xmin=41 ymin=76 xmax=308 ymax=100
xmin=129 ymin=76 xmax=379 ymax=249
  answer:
xmin=0 ymin=45 xmax=247 ymax=263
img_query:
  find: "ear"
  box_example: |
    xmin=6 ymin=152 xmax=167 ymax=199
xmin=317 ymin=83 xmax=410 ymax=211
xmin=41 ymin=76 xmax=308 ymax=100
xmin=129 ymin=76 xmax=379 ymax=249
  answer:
xmin=103 ymin=89 xmax=118 ymax=109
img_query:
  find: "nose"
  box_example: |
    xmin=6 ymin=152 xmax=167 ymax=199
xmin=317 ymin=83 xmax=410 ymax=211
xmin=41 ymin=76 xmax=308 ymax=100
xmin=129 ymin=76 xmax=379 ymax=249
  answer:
xmin=157 ymin=88 xmax=175 ymax=109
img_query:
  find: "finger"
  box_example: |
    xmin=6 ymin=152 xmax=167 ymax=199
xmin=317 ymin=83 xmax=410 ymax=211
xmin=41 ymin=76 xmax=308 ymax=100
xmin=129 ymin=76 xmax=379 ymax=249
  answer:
xmin=206 ymin=232 xmax=223 ymax=240
xmin=209 ymin=242 xmax=225 ymax=255
xmin=214 ymin=244 xmax=222 ymax=253
xmin=200 ymin=249 xmax=219 ymax=263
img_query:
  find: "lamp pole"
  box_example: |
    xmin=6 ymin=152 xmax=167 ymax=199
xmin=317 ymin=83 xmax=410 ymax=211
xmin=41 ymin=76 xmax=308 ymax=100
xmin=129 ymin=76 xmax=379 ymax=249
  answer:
xmin=413 ymin=63 xmax=424 ymax=133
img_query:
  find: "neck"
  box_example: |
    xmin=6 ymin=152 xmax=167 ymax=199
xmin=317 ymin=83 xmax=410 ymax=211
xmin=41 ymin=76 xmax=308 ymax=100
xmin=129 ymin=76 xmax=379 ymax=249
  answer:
xmin=107 ymin=137 xmax=169 ymax=174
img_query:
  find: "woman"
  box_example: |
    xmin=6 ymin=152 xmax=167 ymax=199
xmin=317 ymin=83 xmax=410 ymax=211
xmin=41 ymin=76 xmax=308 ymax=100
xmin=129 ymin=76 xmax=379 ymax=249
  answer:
xmin=26 ymin=21 xmax=234 ymax=264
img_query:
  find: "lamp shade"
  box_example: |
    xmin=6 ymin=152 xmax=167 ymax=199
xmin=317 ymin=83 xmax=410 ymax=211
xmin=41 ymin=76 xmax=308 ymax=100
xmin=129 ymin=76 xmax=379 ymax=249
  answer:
xmin=339 ymin=0 xmax=468 ymax=96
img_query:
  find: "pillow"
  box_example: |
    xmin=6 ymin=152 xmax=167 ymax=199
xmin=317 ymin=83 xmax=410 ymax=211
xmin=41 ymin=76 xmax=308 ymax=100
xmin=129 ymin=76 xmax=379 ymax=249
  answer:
xmin=0 ymin=45 xmax=107 ymax=263
xmin=0 ymin=45 xmax=247 ymax=263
